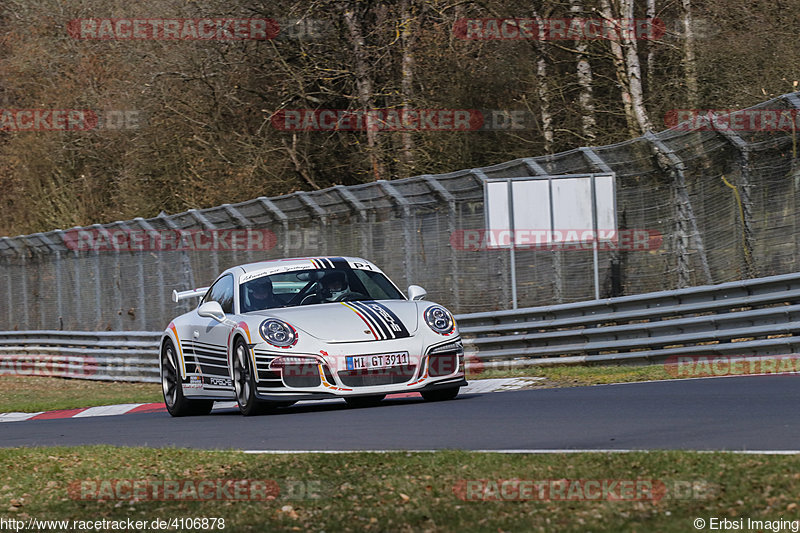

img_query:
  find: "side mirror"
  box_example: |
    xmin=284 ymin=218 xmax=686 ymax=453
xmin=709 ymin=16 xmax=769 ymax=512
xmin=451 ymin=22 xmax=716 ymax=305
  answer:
xmin=197 ymin=301 xmax=225 ymax=322
xmin=407 ymin=285 xmax=427 ymax=301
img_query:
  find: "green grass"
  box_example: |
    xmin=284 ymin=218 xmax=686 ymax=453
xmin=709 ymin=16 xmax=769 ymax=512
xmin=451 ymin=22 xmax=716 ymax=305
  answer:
xmin=0 ymin=357 xmax=777 ymax=413
xmin=0 ymin=363 xmax=722 ymax=414
xmin=0 ymin=375 xmax=162 ymax=413
xmin=0 ymin=366 xmax=668 ymax=414
xmin=0 ymin=447 xmax=798 ymax=532
xmin=468 ymin=362 xmax=673 ymax=387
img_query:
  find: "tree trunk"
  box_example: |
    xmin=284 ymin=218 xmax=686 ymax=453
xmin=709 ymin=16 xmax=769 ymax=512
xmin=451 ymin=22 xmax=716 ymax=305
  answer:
xmin=533 ymin=9 xmax=554 ymax=153
xmin=344 ymin=5 xmax=384 ymax=180
xmin=399 ymin=0 xmax=415 ymax=176
xmin=600 ymin=0 xmax=653 ymax=135
xmin=646 ymin=0 xmax=656 ymax=86
xmin=599 ymin=0 xmax=637 ymax=137
xmin=570 ymin=0 xmax=596 ymax=143
xmin=620 ymin=0 xmax=653 ymax=132
xmin=681 ymin=0 xmax=699 ymax=107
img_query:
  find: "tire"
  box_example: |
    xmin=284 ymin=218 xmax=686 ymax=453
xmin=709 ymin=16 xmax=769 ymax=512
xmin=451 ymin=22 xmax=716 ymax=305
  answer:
xmin=344 ymin=394 xmax=386 ymax=408
xmin=421 ymin=387 xmax=459 ymax=402
xmin=161 ymin=339 xmax=213 ymax=417
xmin=232 ymin=337 xmax=273 ymax=416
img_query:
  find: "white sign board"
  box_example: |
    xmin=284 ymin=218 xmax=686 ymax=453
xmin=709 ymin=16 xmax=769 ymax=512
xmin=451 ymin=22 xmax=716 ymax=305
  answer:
xmin=483 ymin=173 xmax=617 ymax=305
xmin=484 ymin=174 xmax=616 ymax=248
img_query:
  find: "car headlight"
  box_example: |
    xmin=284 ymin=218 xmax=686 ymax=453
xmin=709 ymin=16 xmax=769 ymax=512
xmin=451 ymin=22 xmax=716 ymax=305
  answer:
xmin=424 ymin=305 xmax=455 ymax=335
xmin=259 ymin=319 xmax=298 ymax=348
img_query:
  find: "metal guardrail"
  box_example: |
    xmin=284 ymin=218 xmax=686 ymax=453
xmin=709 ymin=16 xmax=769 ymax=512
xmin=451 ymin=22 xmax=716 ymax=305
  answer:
xmin=3 ymin=271 xmax=800 ymax=382
xmin=0 ymin=331 xmax=161 ymax=382
xmin=457 ymin=271 xmax=800 ymax=368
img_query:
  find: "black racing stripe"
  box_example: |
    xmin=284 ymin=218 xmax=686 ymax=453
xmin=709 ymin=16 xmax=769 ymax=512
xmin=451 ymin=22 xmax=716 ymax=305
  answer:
xmin=349 ymin=301 xmax=396 ymax=339
xmin=350 ymin=301 xmax=389 ymax=340
xmin=353 ymin=301 xmax=393 ymax=339
xmin=358 ymin=301 xmax=411 ymax=339
xmin=191 ymin=358 xmax=228 ymax=369
xmin=190 ymin=348 xmax=228 ymax=361
xmin=192 ymin=340 xmax=227 ymax=350
xmin=197 ymin=367 xmax=229 ymax=377
xmin=330 ymin=257 xmax=349 ymax=268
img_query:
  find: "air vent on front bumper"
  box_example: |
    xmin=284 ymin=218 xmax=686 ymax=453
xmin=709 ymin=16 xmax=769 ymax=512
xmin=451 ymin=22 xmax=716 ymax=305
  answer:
xmin=427 ymin=341 xmax=464 ymax=377
xmin=338 ymin=366 xmax=416 ymax=387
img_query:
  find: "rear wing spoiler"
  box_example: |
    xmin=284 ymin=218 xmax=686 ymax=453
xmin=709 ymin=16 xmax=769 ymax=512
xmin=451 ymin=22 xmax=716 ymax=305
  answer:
xmin=171 ymin=287 xmax=209 ymax=303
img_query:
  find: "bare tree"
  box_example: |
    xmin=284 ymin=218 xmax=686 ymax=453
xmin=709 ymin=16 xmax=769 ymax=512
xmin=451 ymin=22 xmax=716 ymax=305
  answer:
xmin=680 ymin=0 xmax=699 ymax=107
xmin=599 ymin=0 xmax=653 ymax=135
xmin=532 ymin=7 xmax=554 ymax=153
xmin=399 ymin=0 xmax=416 ymax=176
xmin=646 ymin=0 xmax=656 ymax=85
xmin=344 ymin=3 xmax=384 ymax=180
xmin=571 ymin=0 xmax=596 ymax=143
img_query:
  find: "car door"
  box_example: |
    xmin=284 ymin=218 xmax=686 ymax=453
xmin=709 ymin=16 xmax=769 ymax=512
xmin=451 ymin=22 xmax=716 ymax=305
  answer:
xmin=189 ymin=274 xmax=236 ymax=389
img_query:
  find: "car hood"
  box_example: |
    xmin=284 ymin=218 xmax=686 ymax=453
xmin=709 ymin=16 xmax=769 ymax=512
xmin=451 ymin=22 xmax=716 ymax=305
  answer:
xmin=247 ymin=300 xmax=420 ymax=343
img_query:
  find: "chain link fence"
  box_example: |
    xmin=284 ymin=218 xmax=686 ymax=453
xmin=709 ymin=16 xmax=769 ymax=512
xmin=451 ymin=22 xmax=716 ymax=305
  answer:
xmin=2 ymin=92 xmax=800 ymax=331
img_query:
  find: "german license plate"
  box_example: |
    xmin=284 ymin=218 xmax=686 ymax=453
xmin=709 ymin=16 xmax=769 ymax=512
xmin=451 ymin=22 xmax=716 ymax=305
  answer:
xmin=346 ymin=352 xmax=409 ymax=370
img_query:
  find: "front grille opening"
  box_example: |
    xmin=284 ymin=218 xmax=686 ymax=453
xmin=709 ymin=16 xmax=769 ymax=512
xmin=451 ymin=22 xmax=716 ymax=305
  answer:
xmin=256 ymin=369 xmax=284 ymax=387
xmin=428 ymin=354 xmax=458 ymax=377
xmin=281 ymin=362 xmax=322 ymax=388
xmin=338 ymin=365 xmax=416 ymax=387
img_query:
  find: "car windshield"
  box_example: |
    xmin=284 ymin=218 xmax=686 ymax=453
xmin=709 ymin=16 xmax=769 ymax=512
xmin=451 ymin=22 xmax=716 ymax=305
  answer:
xmin=239 ymin=267 xmax=405 ymax=312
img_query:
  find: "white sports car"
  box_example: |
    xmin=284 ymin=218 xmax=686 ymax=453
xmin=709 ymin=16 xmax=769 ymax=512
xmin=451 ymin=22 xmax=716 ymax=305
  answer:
xmin=160 ymin=256 xmax=466 ymax=416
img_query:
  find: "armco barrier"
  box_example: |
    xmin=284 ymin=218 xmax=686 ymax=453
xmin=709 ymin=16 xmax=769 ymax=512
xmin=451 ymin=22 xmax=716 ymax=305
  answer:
xmin=0 ymin=331 xmax=161 ymax=382
xmin=457 ymin=271 xmax=800 ymax=369
xmin=2 ymin=271 xmax=800 ymax=381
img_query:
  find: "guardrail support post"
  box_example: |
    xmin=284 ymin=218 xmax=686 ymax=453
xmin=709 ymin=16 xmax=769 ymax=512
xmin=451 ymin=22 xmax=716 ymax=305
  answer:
xmin=221 ymin=204 xmax=252 ymax=264
xmin=5 ymin=239 xmax=32 ymax=329
xmin=296 ymin=192 xmax=329 ymax=257
xmin=134 ymin=218 xmax=163 ymax=329
xmin=423 ymin=175 xmax=460 ymax=310
xmin=188 ymin=209 xmax=219 ymax=278
xmin=645 ymin=131 xmax=713 ymax=287
xmin=257 ymin=197 xmax=290 ymax=257
xmin=377 ymin=180 xmax=415 ymax=288
xmin=706 ymin=115 xmax=758 ymax=278
xmin=334 ymin=184 xmax=371 ymax=259
xmin=158 ymin=214 xmax=196 ymax=315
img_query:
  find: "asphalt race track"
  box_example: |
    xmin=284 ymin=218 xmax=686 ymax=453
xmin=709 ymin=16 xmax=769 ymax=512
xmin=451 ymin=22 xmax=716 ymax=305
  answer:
xmin=3 ymin=376 xmax=799 ymax=451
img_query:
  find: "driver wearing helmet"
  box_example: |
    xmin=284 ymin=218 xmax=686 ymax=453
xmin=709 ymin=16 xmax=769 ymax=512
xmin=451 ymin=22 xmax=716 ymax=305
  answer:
xmin=248 ymin=277 xmax=274 ymax=311
xmin=320 ymin=271 xmax=351 ymax=302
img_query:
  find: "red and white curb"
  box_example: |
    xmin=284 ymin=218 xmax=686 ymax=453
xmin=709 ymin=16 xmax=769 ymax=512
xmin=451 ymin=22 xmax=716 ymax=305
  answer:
xmin=0 ymin=377 xmax=541 ymax=423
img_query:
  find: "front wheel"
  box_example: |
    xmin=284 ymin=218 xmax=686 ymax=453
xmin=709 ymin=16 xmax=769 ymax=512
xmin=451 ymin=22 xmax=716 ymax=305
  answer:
xmin=421 ymin=387 xmax=459 ymax=402
xmin=161 ymin=339 xmax=213 ymax=417
xmin=233 ymin=338 xmax=273 ymax=416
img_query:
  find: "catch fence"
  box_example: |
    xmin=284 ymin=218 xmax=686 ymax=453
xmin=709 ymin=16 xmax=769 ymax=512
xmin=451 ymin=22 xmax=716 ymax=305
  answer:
xmin=2 ymin=92 xmax=800 ymax=331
